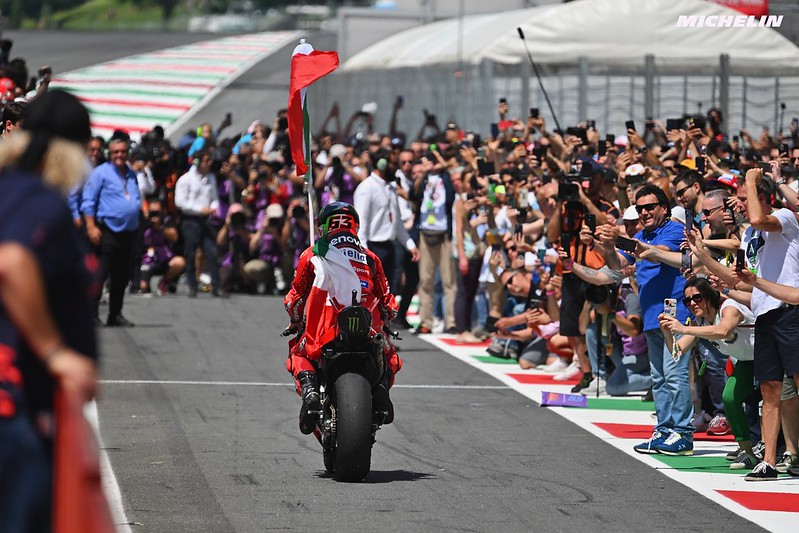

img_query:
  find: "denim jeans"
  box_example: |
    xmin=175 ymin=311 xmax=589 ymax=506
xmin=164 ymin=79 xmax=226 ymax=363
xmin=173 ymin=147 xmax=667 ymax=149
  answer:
xmin=646 ymin=328 xmax=695 ymax=436
xmin=0 ymin=415 xmax=51 ymax=533
xmin=606 ymin=353 xmax=653 ymax=396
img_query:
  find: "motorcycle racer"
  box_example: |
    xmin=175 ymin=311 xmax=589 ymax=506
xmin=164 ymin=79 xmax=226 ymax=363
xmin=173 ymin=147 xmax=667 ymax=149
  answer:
xmin=284 ymin=202 xmax=402 ymax=434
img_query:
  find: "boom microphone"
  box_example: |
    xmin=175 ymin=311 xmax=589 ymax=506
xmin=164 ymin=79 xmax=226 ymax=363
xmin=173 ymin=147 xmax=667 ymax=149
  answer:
xmin=517 ymin=27 xmax=562 ymax=132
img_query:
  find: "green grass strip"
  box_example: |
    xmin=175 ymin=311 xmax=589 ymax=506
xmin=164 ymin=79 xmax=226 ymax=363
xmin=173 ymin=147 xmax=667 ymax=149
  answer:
xmin=58 ymin=86 xmax=202 ymax=100
xmin=71 ymin=69 xmax=225 ymax=82
xmin=89 ymin=109 xmax=180 ymax=122
xmin=472 ymin=355 xmax=517 ymax=365
xmin=652 ymin=454 xmax=747 ymax=475
xmin=586 ymin=398 xmax=656 ymax=412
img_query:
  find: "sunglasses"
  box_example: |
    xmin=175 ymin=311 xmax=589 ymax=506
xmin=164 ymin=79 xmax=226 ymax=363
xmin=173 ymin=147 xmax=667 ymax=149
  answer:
xmin=682 ymin=294 xmax=704 ymax=307
xmin=400 ymin=160 xmax=413 ymax=165
xmin=635 ymin=202 xmax=661 ymax=214
xmin=505 ymin=245 xmax=517 ymax=252
xmin=674 ymin=185 xmax=691 ymax=197
xmin=504 ymin=273 xmax=518 ymax=290
xmin=701 ymin=205 xmax=724 ymax=217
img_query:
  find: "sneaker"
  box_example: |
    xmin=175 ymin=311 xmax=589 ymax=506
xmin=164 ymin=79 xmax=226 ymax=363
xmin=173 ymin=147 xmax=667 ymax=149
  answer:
xmin=570 ymin=372 xmax=593 ymax=393
xmin=471 ymin=327 xmax=490 ymax=340
xmin=432 ymin=317 xmax=445 ymax=334
xmin=444 ymin=326 xmax=459 ymax=335
xmin=413 ymin=325 xmax=432 ymax=335
xmin=486 ymin=339 xmax=517 ymax=359
xmin=580 ymin=377 xmax=607 ymax=396
xmin=752 ymin=441 xmax=766 ymax=461
xmin=744 ymin=461 xmax=779 ymax=481
xmin=707 ymin=415 xmax=732 ymax=436
xmin=788 ymin=466 xmax=799 ymax=477
xmin=775 ymin=452 xmax=798 ymax=474
xmin=633 ymin=430 xmax=668 ymax=455
xmin=106 ymin=315 xmax=134 ymax=327
xmin=641 ymin=388 xmax=653 ymax=402
xmin=652 ymin=431 xmax=694 ymax=456
xmin=158 ymin=278 xmax=169 ymax=296
xmin=456 ymin=331 xmax=483 ymax=344
xmin=553 ymin=361 xmax=582 ymax=381
xmin=725 ymin=448 xmax=742 ymax=461
xmin=730 ymin=450 xmax=758 ymax=470
xmin=692 ymin=410 xmax=711 ymax=433
xmin=540 ymin=358 xmax=568 ymax=373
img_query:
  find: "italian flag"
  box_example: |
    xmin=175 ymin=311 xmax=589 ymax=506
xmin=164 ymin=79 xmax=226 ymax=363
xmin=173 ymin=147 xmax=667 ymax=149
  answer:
xmin=287 ymin=40 xmax=339 ymax=179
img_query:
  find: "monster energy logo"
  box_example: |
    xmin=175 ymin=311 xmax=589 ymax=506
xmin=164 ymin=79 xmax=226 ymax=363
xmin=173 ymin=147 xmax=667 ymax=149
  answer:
xmin=347 ymin=316 xmax=360 ymax=331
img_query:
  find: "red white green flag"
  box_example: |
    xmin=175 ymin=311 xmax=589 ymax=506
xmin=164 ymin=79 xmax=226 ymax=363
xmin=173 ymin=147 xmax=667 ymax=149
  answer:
xmin=287 ymin=40 xmax=339 ymax=179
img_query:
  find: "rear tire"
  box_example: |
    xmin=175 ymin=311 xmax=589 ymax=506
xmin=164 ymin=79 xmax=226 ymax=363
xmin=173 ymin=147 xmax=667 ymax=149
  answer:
xmin=332 ymin=373 xmax=372 ymax=482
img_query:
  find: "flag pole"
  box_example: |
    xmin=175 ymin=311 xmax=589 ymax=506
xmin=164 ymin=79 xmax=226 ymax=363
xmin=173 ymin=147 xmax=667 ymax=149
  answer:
xmin=303 ymin=89 xmax=316 ymax=246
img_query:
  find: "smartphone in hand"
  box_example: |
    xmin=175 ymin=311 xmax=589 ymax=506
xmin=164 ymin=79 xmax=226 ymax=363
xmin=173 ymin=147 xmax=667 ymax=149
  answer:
xmin=615 ymin=236 xmax=637 ymax=253
xmin=681 ymin=248 xmax=692 ymax=272
xmin=735 ymin=248 xmax=746 ymax=271
xmin=625 ymin=120 xmax=636 ymax=133
xmin=664 ymin=298 xmax=677 ymax=318
xmin=585 ymin=213 xmax=596 ymax=234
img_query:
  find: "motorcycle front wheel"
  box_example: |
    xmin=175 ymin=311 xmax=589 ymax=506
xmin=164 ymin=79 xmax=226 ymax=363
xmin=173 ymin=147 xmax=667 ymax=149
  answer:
xmin=332 ymin=372 xmax=373 ymax=482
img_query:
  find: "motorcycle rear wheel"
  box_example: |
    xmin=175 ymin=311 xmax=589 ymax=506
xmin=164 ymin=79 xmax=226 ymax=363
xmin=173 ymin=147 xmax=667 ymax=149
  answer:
xmin=332 ymin=372 xmax=373 ymax=482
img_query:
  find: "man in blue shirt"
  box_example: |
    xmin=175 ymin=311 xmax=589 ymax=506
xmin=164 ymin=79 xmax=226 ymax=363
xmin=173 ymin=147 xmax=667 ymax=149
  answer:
xmin=81 ymin=136 xmax=141 ymax=327
xmin=605 ymin=184 xmax=693 ymax=455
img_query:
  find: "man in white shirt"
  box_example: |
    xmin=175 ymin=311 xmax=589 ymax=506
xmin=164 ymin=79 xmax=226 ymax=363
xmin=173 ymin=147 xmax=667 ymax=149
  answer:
xmin=741 ymin=168 xmax=799 ymax=481
xmin=175 ymin=150 xmax=223 ymax=297
xmin=353 ymin=150 xmax=419 ymax=295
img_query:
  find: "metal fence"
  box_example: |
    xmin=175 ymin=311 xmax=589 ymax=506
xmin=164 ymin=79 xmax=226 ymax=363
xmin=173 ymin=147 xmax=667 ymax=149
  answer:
xmin=310 ymin=55 xmax=799 ymax=139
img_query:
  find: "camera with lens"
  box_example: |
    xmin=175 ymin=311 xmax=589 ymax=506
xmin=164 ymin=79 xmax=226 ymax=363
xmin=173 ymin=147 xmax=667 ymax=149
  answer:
xmin=230 ymin=211 xmax=247 ymax=230
xmin=557 ymin=169 xmax=582 ymax=203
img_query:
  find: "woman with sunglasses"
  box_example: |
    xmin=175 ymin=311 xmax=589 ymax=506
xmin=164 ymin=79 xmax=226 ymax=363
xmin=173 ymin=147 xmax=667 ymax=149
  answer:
xmin=659 ymin=277 xmax=757 ymax=470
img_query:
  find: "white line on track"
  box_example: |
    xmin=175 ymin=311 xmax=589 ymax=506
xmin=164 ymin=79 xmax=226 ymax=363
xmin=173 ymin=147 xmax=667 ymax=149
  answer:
xmin=85 ymin=401 xmax=133 ymax=533
xmin=99 ymin=379 xmax=509 ymax=390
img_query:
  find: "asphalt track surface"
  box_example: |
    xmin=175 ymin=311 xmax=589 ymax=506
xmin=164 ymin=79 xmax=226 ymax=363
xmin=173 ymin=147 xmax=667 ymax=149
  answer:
xmin=97 ymin=294 xmax=760 ymax=532
xmin=10 ymin=30 xmax=763 ymax=531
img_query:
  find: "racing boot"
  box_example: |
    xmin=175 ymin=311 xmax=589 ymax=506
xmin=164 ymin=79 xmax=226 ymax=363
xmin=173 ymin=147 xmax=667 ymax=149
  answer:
xmin=297 ymin=371 xmax=321 ymax=435
xmin=372 ymin=372 xmax=394 ymax=425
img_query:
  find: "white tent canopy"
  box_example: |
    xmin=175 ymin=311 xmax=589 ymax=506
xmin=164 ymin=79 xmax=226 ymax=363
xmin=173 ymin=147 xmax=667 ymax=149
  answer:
xmin=342 ymin=0 xmax=799 ymax=74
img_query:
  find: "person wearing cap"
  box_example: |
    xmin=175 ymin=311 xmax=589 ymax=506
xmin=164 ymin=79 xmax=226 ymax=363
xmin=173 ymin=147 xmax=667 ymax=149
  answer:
xmin=246 ymin=203 xmax=287 ymax=294
xmin=175 ymin=149 xmax=223 ymax=297
xmin=81 ymin=134 xmax=141 ymax=327
xmin=0 ymin=89 xmax=98 ymax=531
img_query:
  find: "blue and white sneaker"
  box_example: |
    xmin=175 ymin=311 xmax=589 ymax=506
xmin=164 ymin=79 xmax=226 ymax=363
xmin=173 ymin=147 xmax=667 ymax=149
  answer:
xmin=633 ymin=430 xmax=668 ymax=454
xmin=652 ymin=431 xmax=694 ymax=456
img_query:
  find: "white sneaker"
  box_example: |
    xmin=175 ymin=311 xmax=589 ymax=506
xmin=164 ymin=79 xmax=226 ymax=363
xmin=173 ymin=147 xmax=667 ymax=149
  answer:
xmin=580 ymin=378 xmax=607 ymax=396
xmin=553 ymin=361 xmax=582 ymax=381
xmin=432 ymin=317 xmax=445 ymax=334
xmin=540 ymin=358 xmax=568 ymax=373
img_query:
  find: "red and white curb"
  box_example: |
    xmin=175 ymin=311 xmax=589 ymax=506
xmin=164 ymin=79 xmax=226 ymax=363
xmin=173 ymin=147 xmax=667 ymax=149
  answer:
xmin=50 ymin=31 xmax=301 ymax=140
xmin=418 ymin=334 xmax=799 ymax=533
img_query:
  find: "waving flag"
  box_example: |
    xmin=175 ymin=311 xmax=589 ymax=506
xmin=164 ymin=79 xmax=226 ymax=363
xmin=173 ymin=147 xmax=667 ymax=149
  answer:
xmin=288 ymin=40 xmax=339 ymax=178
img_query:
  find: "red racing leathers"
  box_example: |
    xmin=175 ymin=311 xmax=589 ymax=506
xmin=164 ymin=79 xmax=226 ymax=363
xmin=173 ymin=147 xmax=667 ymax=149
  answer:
xmin=284 ymin=235 xmax=401 ymax=389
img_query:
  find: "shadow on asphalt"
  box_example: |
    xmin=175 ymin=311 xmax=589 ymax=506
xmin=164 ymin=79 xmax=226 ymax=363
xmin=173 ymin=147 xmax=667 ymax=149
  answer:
xmin=314 ymin=469 xmax=435 ymax=483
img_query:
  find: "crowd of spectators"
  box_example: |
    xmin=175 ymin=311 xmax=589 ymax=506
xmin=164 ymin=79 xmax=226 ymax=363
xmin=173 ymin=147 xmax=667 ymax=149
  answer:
xmin=61 ymin=95 xmax=799 ymax=481
xmin=1 ymin=31 xmax=797 ymax=482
